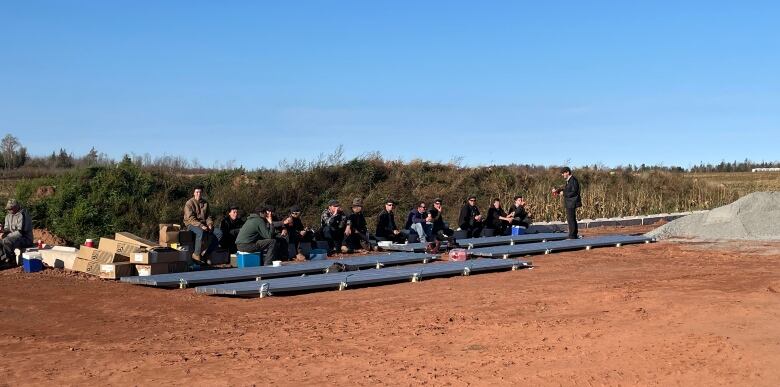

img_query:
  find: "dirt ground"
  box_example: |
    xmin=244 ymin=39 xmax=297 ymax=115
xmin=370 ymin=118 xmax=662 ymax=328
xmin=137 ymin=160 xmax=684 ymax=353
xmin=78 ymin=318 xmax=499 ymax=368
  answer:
xmin=1 ymin=224 xmax=779 ymax=386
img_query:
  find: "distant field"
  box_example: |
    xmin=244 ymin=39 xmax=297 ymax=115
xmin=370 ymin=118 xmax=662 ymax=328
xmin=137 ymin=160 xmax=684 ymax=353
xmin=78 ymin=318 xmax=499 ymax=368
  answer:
xmin=685 ymin=172 xmax=780 ymax=192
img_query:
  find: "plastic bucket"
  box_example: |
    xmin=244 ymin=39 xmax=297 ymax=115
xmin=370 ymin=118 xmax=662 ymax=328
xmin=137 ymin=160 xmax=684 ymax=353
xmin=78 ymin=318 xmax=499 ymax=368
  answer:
xmin=309 ymin=248 xmax=327 ymax=261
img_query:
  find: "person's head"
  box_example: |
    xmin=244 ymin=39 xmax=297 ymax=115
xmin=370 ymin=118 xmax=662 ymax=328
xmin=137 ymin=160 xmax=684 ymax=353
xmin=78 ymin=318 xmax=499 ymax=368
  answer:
xmin=253 ymin=205 xmax=266 ymax=216
xmin=416 ymin=201 xmax=426 ymax=213
xmin=433 ymin=198 xmax=443 ymax=210
xmin=264 ymin=205 xmax=275 ymax=217
xmin=5 ymin=199 xmax=19 ymax=214
xmin=384 ymin=199 xmax=396 ymax=212
xmin=514 ymin=195 xmax=526 ymax=206
xmin=193 ymin=185 xmax=205 ymax=200
xmin=467 ymin=195 xmax=477 ymax=206
xmin=228 ymin=205 xmax=239 ymax=220
xmin=560 ymin=166 xmax=572 ymax=179
xmin=492 ymin=198 xmax=501 ymax=208
xmin=328 ymin=199 xmax=340 ymax=214
xmin=428 ymin=207 xmax=439 ymax=218
xmin=351 ymin=198 xmax=363 ymax=213
xmin=289 ymin=205 xmax=302 ymax=218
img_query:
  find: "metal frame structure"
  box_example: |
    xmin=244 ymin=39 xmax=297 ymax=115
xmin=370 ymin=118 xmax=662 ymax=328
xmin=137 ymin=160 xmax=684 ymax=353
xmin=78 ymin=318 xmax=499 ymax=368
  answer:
xmin=467 ymin=234 xmax=653 ymax=258
xmin=195 ymin=258 xmax=532 ymax=297
xmin=120 ymin=252 xmax=436 ymax=288
xmin=456 ymin=232 xmax=567 ymax=249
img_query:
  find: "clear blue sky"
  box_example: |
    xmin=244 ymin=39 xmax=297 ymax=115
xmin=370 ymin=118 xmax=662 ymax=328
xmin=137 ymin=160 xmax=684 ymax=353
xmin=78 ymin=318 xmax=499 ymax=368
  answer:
xmin=2 ymin=1 xmax=778 ymax=169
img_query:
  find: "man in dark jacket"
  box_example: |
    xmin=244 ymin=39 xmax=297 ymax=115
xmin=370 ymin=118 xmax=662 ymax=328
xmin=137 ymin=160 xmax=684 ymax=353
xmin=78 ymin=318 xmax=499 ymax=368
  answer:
xmin=553 ymin=167 xmax=582 ymax=239
xmin=404 ymin=201 xmax=432 ymax=242
xmin=344 ymin=198 xmax=370 ymax=253
xmin=375 ymin=199 xmax=407 ymax=243
xmin=458 ymin=195 xmax=484 ymax=238
xmin=320 ymin=199 xmax=347 ymax=255
xmin=508 ymin=195 xmax=532 ymax=229
xmin=235 ymin=205 xmax=287 ymax=265
xmin=215 ymin=205 xmax=244 ymax=253
xmin=430 ymin=198 xmax=455 ymax=244
xmin=285 ymin=205 xmax=315 ymax=259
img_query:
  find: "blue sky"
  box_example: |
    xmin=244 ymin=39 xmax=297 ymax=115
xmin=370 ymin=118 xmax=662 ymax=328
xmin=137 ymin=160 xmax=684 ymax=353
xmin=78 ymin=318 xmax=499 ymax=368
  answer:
xmin=1 ymin=1 xmax=778 ymax=168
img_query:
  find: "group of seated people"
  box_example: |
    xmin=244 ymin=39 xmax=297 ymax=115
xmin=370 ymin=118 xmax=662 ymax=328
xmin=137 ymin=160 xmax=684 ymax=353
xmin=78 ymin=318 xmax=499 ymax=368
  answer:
xmin=183 ymin=185 xmax=533 ymax=266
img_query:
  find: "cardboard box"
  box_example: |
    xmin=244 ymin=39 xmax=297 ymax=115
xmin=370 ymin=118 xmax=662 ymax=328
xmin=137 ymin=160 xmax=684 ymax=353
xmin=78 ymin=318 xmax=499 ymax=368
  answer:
xmin=76 ymin=246 xmax=130 ymax=275
xmin=135 ymin=261 xmax=188 ymax=276
xmin=72 ymin=258 xmax=90 ymax=273
xmin=131 ymin=247 xmax=184 ymax=264
xmin=98 ymin=237 xmax=143 ymax=256
xmin=114 ymin=232 xmax=159 ymax=248
xmin=99 ymin=262 xmax=134 ymax=280
xmin=159 ymin=224 xmax=181 ymax=245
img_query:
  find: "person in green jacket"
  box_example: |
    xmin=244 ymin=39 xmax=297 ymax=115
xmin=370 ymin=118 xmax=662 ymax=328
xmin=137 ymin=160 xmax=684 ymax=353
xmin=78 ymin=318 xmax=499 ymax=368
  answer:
xmin=235 ymin=205 xmax=287 ymax=265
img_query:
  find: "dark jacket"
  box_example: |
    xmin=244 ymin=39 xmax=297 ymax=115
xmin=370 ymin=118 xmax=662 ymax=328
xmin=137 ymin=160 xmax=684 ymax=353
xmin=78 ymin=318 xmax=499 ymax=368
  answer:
xmin=235 ymin=214 xmax=275 ymax=245
xmin=219 ymin=216 xmax=245 ymax=238
xmin=404 ymin=209 xmax=427 ymax=229
xmin=375 ymin=210 xmax=398 ymax=238
xmin=458 ymin=203 xmax=481 ymax=230
xmin=346 ymin=211 xmax=368 ymax=233
xmin=508 ymin=204 xmax=530 ymax=225
xmin=321 ymin=208 xmax=346 ymax=230
xmin=563 ymin=176 xmax=582 ymax=209
xmin=485 ymin=206 xmax=507 ymax=230
xmin=429 ymin=208 xmax=449 ymax=234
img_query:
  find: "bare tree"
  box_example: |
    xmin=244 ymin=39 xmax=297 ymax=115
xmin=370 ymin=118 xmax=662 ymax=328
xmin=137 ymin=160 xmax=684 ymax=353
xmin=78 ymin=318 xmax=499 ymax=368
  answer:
xmin=1 ymin=134 xmax=20 ymax=169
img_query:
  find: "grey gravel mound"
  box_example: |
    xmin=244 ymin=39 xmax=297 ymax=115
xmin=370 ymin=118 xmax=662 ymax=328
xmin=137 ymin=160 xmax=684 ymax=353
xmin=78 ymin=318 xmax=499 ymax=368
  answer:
xmin=646 ymin=192 xmax=780 ymax=241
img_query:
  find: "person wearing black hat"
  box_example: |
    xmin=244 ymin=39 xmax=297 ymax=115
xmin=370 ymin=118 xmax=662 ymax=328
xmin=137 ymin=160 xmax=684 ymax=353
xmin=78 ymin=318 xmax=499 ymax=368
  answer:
xmin=319 ymin=199 xmax=347 ymax=255
xmin=235 ymin=205 xmax=287 ymax=265
xmin=552 ymin=167 xmax=582 ymax=239
xmin=458 ymin=195 xmax=484 ymax=238
xmin=375 ymin=199 xmax=407 ymax=243
xmin=214 ymin=205 xmax=244 ymax=254
xmin=0 ymin=199 xmax=34 ymax=268
xmin=285 ymin=205 xmax=315 ymax=260
xmin=344 ymin=198 xmax=370 ymax=253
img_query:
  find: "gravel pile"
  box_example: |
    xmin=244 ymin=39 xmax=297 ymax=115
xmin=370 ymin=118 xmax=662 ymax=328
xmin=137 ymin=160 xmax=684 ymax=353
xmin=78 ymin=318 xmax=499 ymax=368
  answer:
xmin=647 ymin=192 xmax=780 ymax=241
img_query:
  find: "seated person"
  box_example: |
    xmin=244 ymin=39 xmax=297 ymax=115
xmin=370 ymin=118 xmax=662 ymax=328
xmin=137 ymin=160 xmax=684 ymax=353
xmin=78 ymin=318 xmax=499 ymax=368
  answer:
xmin=429 ymin=201 xmax=455 ymax=245
xmin=214 ymin=205 xmax=244 ymax=254
xmin=508 ymin=195 xmax=532 ymax=229
xmin=285 ymin=205 xmax=316 ymax=260
xmin=183 ymin=185 xmax=218 ymax=262
xmin=0 ymin=199 xmax=33 ymax=268
xmin=485 ymin=198 xmax=512 ymax=236
xmin=375 ymin=199 xmax=408 ymax=243
xmin=343 ymin=198 xmax=371 ymax=253
xmin=458 ymin=195 xmax=484 ymax=238
xmin=234 ymin=205 xmax=288 ymax=266
xmin=319 ymin=199 xmax=347 ymax=256
xmin=404 ymin=201 xmax=433 ymax=242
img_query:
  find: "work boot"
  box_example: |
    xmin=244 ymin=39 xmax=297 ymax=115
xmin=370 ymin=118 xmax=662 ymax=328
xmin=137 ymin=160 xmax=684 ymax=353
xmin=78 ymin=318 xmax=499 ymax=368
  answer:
xmin=191 ymin=253 xmax=202 ymax=263
xmin=340 ymin=245 xmax=350 ymax=254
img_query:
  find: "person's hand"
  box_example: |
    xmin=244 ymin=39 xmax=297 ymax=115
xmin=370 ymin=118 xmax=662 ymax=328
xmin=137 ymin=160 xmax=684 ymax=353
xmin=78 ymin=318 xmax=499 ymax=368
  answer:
xmin=280 ymin=229 xmax=288 ymax=237
xmin=201 ymin=225 xmax=208 ymax=231
xmin=344 ymin=226 xmax=352 ymax=236
xmin=299 ymin=230 xmax=307 ymax=237
xmin=475 ymin=215 xmax=482 ymax=221
xmin=393 ymin=230 xmax=400 ymax=235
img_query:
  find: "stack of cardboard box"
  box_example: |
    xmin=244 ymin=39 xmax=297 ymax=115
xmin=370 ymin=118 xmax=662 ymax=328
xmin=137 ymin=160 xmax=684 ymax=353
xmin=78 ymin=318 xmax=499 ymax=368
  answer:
xmin=71 ymin=232 xmax=188 ymax=279
xmin=158 ymin=224 xmax=230 ymax=266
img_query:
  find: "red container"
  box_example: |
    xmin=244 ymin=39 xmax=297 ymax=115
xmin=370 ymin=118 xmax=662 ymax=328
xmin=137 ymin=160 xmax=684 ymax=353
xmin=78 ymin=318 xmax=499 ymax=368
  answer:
xmin=85 ymin=239 xmax=94 ymax=248
xmin=449 ymin=248 xmax=467 ymax=262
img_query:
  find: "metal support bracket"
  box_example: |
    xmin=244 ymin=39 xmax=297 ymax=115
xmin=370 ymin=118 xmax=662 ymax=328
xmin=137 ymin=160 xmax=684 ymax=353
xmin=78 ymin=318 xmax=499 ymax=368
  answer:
xmin=179 ymin=279 xmax=188 ymax=289
xmin=411 ymin=273 xmax=421 ymax=282
xmin=259 ymin=283 xmax=270 ymax=298
xmin=463 ymin=267 xmax=471 ymax=276
xmin=338 ymin=281 xmax=348 ymax=291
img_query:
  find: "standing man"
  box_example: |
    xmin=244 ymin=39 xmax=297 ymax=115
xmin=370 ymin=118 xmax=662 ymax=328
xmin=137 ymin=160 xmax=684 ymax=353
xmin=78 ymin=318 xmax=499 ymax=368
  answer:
xmin=215 ymin=205 xmax=244 ymax=254
xmin=183 ymin=185 xmax=217 ymax=262
xmin=375 ymin=199 xmax=407 ymax=243
xmin=320 ymin=199 xmax=347 ymax=256
xmin=0 ymin=199 xmax=34 ymax=268
xmin=458 ymin=195 xmax=484 ymax=238
xmin=553 ymin=167 xmax=582 ymax=239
